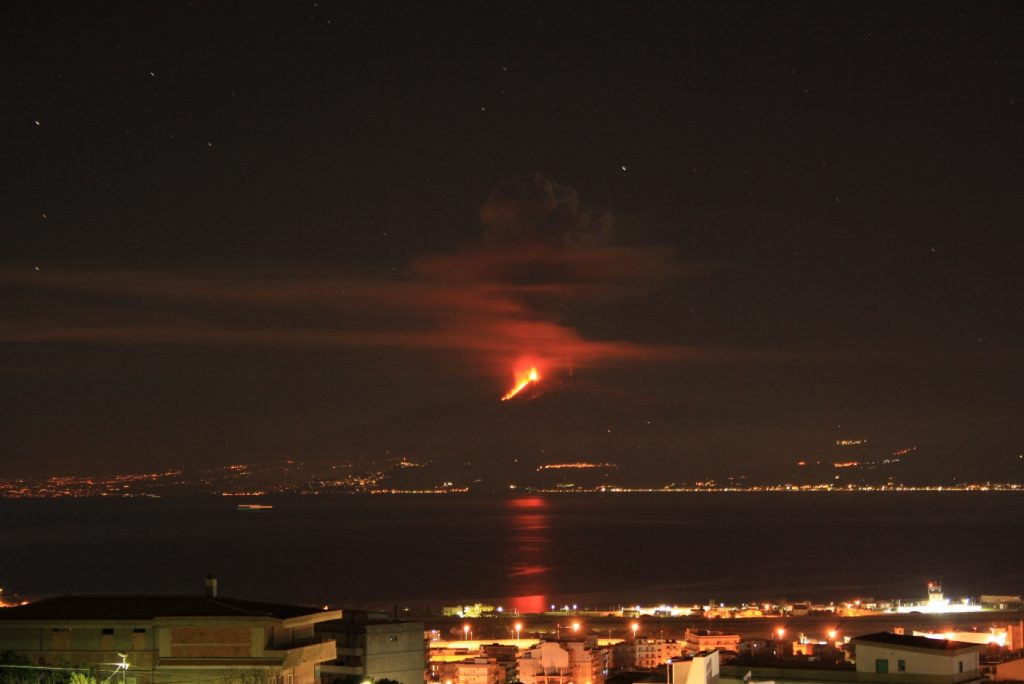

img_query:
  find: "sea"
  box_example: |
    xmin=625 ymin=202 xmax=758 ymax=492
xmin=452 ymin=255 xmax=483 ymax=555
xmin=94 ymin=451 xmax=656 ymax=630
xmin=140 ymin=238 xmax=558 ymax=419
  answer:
xmin=2 ymin=492 xmax=1022 ymax=611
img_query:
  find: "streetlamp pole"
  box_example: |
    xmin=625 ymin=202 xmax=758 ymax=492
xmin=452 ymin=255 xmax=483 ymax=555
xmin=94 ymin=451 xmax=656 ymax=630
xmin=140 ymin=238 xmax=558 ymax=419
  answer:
xmin=118 ymin=653 xmax=128 ymax=684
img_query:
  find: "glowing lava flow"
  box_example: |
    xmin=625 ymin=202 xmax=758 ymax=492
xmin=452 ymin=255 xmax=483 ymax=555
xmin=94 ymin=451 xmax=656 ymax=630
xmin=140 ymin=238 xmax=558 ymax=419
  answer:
xmin=502 ymin=367 xmax=540 ymax=401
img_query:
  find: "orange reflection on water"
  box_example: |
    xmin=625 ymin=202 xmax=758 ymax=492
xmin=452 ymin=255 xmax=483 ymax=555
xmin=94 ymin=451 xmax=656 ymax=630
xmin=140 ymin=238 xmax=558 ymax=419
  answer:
xmin=507 ymin=594 xmax=548 ymax=614
xmin=508 ymin=565 xmax=547 ymax=577
xmin=505 ymin=497 xmax=551 ymax=610
xmin=508 ymin=497 xmax=547 ymax=509
xmin=512 ymin=513 xmax=548 ymax=531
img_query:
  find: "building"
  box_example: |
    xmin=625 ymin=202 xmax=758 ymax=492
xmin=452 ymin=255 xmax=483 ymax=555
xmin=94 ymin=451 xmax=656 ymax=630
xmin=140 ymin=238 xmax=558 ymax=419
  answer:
xmin=668 ymin=651 xmax=720 ymax=684
xmin=683 ymin=631 xmax=740 ymax=655
xmin=979 ymin=595 xmax=1022 ymax=610
xmin=316 ymin=612 xmax=424 ymax=684
xmin=0 ymin=590 xmax=339 ymax=684
xmin=611 ymin=639 xmax=683 ymax=669
xmin=981 ymin=655 xmax=1024 ymax=681
xmin=480 ymin=644 xmax=519 ymax=684
xmin=517 ymin=642 xmax=571 ymax=684
xmin=517 ymin=640 xmax=607 ymax=684
xmin=455 ymin=657 xmax=505 ymax=684
xmin=910 ymin=620 xmax=1024 ymax=650
xmin=851 ymin=632 xmax=983 ymax=681
xmin=441 ymin=605 xmax=499 ymax=619
xmin=720 ymin=632 xmax=985 ymax=684
xmin=430 ymin=659 xmax=460 ymax=684
xmin=912 ymin=629 xmax=1012 ymax=649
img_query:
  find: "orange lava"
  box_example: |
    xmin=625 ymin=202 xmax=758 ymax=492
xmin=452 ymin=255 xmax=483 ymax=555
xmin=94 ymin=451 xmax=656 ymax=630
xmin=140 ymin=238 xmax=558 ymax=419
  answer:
xmin=502 ymin=367 xmax=540 ymax=401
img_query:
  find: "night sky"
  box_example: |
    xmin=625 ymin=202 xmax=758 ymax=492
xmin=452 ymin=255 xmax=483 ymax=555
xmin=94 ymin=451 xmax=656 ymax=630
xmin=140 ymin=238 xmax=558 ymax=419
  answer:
xmin=3 ymin=2 xmax=1022 ymax=480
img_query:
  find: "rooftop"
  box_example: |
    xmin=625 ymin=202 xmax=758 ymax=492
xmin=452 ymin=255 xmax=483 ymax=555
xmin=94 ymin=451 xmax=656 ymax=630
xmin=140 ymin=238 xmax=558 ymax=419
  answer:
xmin=852 ymin=632 xmax=980 ymax=652
xmin=0 ymin=595 xmax=331 ymax=621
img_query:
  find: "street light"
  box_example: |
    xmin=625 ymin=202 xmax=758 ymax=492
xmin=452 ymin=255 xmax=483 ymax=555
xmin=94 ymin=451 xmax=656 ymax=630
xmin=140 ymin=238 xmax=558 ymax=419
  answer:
xmin=515 ymin=622 xmax=523 ymax=641
xmin=117 ymin=653 xmax=129 ymax=684
xmin=828 ymin=630 xmax=838 ymax=642
xmin=463 ymin=624 xmax=470 ymax=641
xmin=631 ymin=622 xmax=639 ymax=640
xmin=572 ymin=621 xmax=581 ymax=634
xmin=776 ymin=628 xmax=786 ymax=640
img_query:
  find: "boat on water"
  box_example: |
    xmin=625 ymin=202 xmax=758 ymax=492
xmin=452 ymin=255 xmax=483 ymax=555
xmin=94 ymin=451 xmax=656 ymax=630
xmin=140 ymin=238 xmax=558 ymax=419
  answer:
xmin=236 ymin=503 xmax=273 ymax=511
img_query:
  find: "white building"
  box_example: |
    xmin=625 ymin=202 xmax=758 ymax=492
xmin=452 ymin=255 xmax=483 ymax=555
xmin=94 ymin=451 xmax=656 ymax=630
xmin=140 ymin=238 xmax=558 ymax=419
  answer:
xmin=852 ymin=633 xmax=983 ymax=683
xmin=668 ymin=651 xmax=720 ymax=684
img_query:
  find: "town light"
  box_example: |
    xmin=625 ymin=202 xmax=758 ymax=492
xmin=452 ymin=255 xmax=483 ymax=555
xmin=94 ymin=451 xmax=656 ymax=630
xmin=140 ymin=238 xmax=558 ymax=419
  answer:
xmin=572 ymin=621 xmax=581 ymax=633
xmin=515 ymin=622 xmax=523 ymax=640
xmin=776 ymin=627 xmax=786 ymax=639
xmin=463 ymin=624 xmax=470 ymax=641
xmin=631 ymin=622 xmax=639 ymax=638
xmin=828 ymin=630 xmax=838 ymax=641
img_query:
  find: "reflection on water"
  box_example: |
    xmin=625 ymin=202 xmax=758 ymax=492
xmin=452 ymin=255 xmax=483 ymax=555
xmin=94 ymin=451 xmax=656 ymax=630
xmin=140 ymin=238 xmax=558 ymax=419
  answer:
xmin=505 ymin=497 xmax=550 ymax=613
xmin=4 ymin=494 xmax=1024 ymax=606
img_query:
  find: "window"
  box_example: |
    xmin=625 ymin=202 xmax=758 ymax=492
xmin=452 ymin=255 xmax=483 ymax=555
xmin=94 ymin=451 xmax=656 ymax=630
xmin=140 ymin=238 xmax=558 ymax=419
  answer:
xmin=876 ymin=659 xmax=889 ymax=674
xmin=959 ymin=662 xmax=964 ymax=673
xmin=132 ymin=628 xmax=147 ymax=649
xmin=102 ymin=628 xmax=114 ymax=635
xmin=898 ymin=660 xmax=906 ymax=673
xmin=51 ymin=629 xmax=71 ymax=650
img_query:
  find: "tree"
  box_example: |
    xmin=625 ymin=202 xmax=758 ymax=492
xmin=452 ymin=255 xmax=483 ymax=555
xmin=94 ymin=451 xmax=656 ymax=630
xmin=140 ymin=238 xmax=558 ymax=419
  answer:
xmin=0 ymin=651 xmax=36 ymax=684
xmin=68 ymin=673 xmax=97 ymax=684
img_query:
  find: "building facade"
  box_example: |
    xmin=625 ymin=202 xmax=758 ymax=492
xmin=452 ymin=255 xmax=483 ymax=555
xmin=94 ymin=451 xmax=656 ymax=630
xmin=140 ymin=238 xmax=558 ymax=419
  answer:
xmin=611 ymin=638 xmax=684 ymax=669
xmin=852 ymin=632 xmax=983 ymax=682
xmin=0 ymin=594 xmax=340 ymax=684
xmin=480 ymin=644 xmax=518 ymax=684
xmin=455 ymin=657 xmax=504 ymax=684
xmin=316 ymin=613 xmax=425 ymax=684
xmin=517 ymin=640 xmax=606 ymax=684
xmin=668 ymin=651 xmax=720 ymax=684
xmin=981 ymin=656 xmax=1024 ymax=681
xmin=683 ymin=631 xmax=740 ymax=655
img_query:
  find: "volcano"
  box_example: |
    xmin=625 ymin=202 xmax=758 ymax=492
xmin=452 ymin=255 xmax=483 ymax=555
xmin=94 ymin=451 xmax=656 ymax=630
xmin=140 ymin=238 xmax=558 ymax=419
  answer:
xmin=288 ymin=376 xmax=764 ymax=489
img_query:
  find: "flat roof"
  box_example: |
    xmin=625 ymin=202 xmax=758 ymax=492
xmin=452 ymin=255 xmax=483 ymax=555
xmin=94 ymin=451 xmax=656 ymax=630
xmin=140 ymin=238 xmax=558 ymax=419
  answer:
xmin=852 ymin=632 xmax=980 ymax=652
xmin=0 ymin=595 xmax=329 ymax=621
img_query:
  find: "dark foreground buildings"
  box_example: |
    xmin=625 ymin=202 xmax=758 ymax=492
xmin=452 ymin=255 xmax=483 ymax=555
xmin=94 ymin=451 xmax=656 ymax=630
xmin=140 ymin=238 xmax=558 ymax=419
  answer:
xmin=0 ymin=590 xmax=339 ymax=684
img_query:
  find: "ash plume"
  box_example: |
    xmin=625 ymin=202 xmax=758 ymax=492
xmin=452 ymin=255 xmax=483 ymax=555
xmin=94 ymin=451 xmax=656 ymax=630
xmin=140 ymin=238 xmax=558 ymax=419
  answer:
xmin=0 ymin=175 xmax=698 ymax=387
